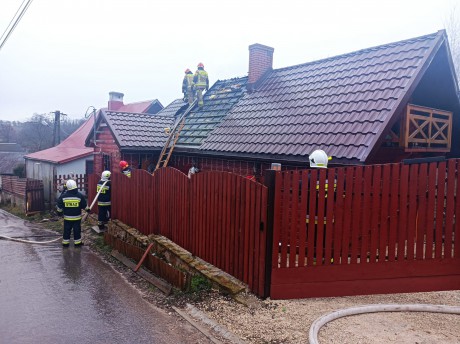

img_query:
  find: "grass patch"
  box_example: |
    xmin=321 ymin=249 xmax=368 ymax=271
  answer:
xmin=190 ymin=274 xmax=212 ymax=293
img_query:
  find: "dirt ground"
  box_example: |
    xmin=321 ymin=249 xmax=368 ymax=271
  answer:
xmin=6 ymin=207 xmax=460 ymax=344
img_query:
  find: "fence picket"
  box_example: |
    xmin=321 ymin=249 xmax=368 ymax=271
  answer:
xmin=307 ymin=169 xmax=318 ymax=266
xmin=333 ymin=168 xmax=345 ymax=265
xmin=362 ymin=165 xmax=374 ymax=263
xmin=350 ymin=167 xmax=363 ymax=264
xmin=445 ymin=160 xmax=456 ymax=258
xmin=388 ymin=164 xmax=399 ymax=262
xmin=435 ymin=162 xmax=446 ymax=258
xmin=289 ymin=171 xmax=299 ymax=268
xmin=416 ymin=164 xmax=428 ymax=260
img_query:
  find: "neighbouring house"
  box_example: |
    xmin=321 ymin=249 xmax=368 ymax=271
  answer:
xmin=23 ymin=92 xmax=164 ymax=207
xmin=87 ymin=30 xmax=460 ymax=179
xmin=0 ymin=143 xmax=25 ymax=175
xmin=105 ymin=91 xmax=164 ymax=114
xmin=24 ymin=115 xmax=95 ymax=207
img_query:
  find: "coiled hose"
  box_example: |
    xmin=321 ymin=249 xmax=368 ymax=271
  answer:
xmin=309 ymin=303 xmax=460 ymax=344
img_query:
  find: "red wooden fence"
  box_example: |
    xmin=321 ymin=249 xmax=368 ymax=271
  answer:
xmin=271 ymin=159 xmax=460 ymax=299
xmin=89 ymin=168 xmax=268 ymax=297
xmin=1 ymin=175 xmax=44 ymax=214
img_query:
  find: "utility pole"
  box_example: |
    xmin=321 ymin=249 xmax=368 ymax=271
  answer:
xmin=52 ymin=110 xmax=61 ymax=146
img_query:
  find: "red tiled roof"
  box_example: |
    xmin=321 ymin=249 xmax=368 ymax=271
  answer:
xmin=200 ymin=31 xmax=450 ymax=163
xmin=117 ymin=100 xmax=160 ymax=113
xmin=24 ymin=115 xmax=94 ymax=164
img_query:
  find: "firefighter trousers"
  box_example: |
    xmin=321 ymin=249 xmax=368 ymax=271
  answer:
xmin=97 ymin=205 xmax=111 ymax=226
xmin=63 ymin=220 xmax=82 ymax=244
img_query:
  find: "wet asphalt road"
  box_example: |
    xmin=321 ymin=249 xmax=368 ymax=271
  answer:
xmin=0 ymin=209 xmax=210 ymax=344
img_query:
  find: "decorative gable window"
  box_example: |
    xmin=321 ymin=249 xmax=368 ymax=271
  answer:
xmin=401 ymin=104 xmax=452 ymax=152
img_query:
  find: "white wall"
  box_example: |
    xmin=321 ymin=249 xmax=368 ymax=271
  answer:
xmin=55 ymin=157 xmax=88 ymax=176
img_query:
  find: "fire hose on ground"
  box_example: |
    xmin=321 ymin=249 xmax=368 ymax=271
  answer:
xmin=308 ymin=303 xmax=460 ymax=344
xmin=0 ymin=180 xmax=107 ymax=245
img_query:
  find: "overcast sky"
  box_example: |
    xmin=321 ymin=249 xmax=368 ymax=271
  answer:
xmin=0 ymin=0 xmax=458 ymax=122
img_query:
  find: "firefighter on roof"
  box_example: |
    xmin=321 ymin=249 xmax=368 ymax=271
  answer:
xmin=97 ymin=170 xmax=111 ymax=231
xmin=182 ymin=68 xmax=195 ymax=106
xmin=193 ymin=62 xmax=209 ymax=107
xmin=56 ymin=179 xmax=89 ymax=247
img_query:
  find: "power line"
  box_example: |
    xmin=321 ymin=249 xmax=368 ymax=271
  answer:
xmin=0 ymin=0 xmax=28 ymax=43
xmin=0 ymin=0 xmax=34 ymax=52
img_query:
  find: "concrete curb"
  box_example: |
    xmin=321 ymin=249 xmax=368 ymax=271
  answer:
xmin=173 ymin=304 xmax=246 ymax=344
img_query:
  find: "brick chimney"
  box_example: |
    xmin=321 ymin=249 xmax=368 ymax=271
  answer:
xmin=108 ymin=91 xmax=124 ymax=111
xmin=247 ymin=43 xmax=274 ymax=91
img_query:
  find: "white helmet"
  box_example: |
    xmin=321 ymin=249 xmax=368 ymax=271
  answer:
xmin=309 ymin=149 xmax=329 ymax=168
xmin=66 ymin=179 xmax=77 ymax=190
xmin=101 ymin=170 xmax=111 ymax=181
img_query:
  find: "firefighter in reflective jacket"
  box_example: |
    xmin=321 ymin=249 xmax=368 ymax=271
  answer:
xmin=97 ymin=170 xmax=111 ymax=231
xmin=193 ymin=62 xmax=209 ymax=107
xmin=119 ymin=160 xmax=132 ymax=178
xmin=182 ymin=68 xmax=195 ymax=106
xmin=56 ymin=179 xmax=89 ymax=247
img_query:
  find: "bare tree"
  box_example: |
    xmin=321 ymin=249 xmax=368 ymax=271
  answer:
xmin=18 ymin=113 xmax=54 ymax=152
xmin=0 ymin=120 xmax=17 ymax=143
xmin=445 ymin=5 xmax=460 ymax=83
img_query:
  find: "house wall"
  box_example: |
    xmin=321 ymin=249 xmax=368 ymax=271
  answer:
xmin=93 ymin=124 xmax=121 ymax=175
xmin=55 ymin=157 xmax=89 ymax=176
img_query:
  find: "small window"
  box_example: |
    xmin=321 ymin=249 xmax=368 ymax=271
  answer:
xmin=103 ymin=154 xmax=111 ymax=171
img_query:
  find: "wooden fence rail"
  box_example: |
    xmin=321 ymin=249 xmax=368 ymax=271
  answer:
xmin=1 ymin=175 xmax=44 ymax=214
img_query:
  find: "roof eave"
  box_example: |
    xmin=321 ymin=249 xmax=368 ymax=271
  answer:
xmin=363 ymin=30 xmax=446 ymax=163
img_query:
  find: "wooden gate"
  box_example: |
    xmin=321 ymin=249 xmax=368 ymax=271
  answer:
xmin=1 ymin=176 xmax=44 ymax=214
xmin=270 ymin=159 xmax=460 ymax=299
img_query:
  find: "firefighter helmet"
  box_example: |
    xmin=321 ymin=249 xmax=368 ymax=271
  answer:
xmin=101 ymin=170 xmax=111 ymax=181
xmin=309 ymin=150 xmax=329 ymax=168
xmin=119 ymin=160 xmax=128 ymax=169
xmin=184 ymin=68 xmax=191 ymax=73
xmin=66 ymin=179 xmax=77 ymax=190
xmin=197 ymin=62 xmax=204 ymax=68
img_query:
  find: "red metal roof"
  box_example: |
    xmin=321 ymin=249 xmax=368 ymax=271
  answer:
xmin=24 ymin=115 xmax=94 ymax=164
xmin=117 ymin=100 xmax=161 ymax=113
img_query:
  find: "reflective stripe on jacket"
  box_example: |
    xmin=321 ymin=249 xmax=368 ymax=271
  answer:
xmin=122 ymin=167 xmax=132 ymax=178
xmin=182 ymin=73 xmax=194 ymax=93
xmin=56 ymin=189 xmax=87 ymax=221
xmin=193 ymin=69 xmax=208 ymax=87
xmin=97 ymin=180 xmax=111 ymax=206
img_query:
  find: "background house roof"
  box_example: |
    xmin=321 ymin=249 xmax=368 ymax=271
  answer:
xmin=24 ymin=115 xmax=94 ymax=164
xmin=117 ymin=99 xmax=163 ymax=114
xmin=200 ymin=31 xmax=452 ymax=163
xmin=0 ymin=152 xmax=24 ymax=174
xmin=0 ymin=143 xmax=24 ymax=152
xmin=104 ymin=111 xmax=174 ymax=150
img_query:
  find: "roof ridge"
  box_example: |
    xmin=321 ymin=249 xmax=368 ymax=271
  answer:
xmin=106 ymin=110 xmax=172 ymax=120
xmin=273 ymin=31 xmax=442 ymax=73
